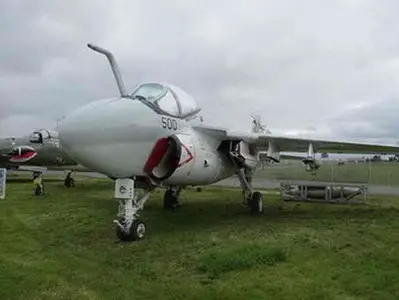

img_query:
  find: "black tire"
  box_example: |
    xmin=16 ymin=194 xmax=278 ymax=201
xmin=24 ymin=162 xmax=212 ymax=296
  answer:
xmin=249 ymin=191 xmax=263 ymax=214
xmin=116 ymin=219 xmax=146 ymax=241
xmin=34 ymin=184 xmax=43 ymax=196
xmin=64 ymin=177 xmax=75 ymax=188
xmin=163 ymin=190 xmax=178 ymax=209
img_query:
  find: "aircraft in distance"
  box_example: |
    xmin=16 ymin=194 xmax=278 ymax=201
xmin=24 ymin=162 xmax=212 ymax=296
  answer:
xmin=252 ymin=115 xmax=398 ymax=168
xmin=0 ymin=128 xmax=89 ymax=187
xmin=58 ymin=43 xmax=399 ymax=242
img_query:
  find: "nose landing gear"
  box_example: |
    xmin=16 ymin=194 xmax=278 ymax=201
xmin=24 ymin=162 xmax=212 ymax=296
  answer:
xmin=32 ymin=172 xmax=44 ymax=196
xmin=113 ymin=178 xmax=154 ymax=241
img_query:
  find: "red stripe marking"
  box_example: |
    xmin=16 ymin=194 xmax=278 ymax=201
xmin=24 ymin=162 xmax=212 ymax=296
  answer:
xmin=11 ymin=151 xmax=37 ymax=161
xmin=178 ymin=144 xmax=193 ymax=167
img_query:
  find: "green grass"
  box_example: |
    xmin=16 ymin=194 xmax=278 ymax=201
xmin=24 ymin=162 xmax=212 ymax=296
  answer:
xmin=256 ymin=161 xmax=399 ymax=185
xmin=1 ymin=179 xmax=399 ymax=299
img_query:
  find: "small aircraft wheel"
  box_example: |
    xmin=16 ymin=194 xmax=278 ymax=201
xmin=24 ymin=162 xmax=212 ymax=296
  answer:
xmin=163 ymin=190 xmax=178 ymax=209
xmin=64 ymin=177 xmax=75 ymax=188
xmin=116 ymin=219 xmax=146 ymax=241
xmin=34 ymin=184 xmax=44 ymax=196
xmin=249 ymin=191 xmax=263 ymax=214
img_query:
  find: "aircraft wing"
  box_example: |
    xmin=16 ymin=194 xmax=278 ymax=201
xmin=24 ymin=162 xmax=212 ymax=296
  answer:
xmin=194 ymin=125 xmax=399 ymax=154
xmin=259 ymin=152 xmax=306 ymax=160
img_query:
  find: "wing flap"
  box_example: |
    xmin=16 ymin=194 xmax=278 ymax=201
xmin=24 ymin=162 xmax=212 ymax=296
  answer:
xmin=254 ymin=135 xmax=399 ymax=154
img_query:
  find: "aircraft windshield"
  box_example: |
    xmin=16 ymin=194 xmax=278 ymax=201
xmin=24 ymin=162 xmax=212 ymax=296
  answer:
xmin=29 ymin=132 xmax=42 ymax=143
xmin=131 ymin=83 xmax=166 ymax=101
xmin=131 ymin=82 xmax=201 ymax=118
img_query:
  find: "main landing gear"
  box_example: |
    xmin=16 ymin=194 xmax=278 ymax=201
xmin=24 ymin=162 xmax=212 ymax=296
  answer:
xmin=64 ymin=171 xmax=75 ymax=188
xmin=163 ymin=185 xmax=182 ymax=209
xmin=236 ymin=167 xmax=263 ymax=214
xmin=114 ymin=178 xmax=154 ymax=241
xmin=227 ymin=144 xmax=263 ymax=214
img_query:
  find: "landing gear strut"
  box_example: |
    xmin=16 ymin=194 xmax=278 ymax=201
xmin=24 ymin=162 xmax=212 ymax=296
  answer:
xmin=163 ymin=185 xmax=182 ymax=209
xmin=32 ymin=171 xmax=44 ymax=196
xmin=64 ymin=171 xmax=75 ymax=188
xmin=236 ymin=167 xmax=263 ymax=214
xmin=114 ymin=178 xmax=153 ymax=241
xmin=302 ymin=142 xmax=320 ymax=176
xmin=227 ymin=143 xmax=264 ymax=214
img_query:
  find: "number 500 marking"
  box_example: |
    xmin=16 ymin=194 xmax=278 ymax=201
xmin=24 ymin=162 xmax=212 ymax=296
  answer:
xmin=161 ymin=116 xmax=178 ymax=130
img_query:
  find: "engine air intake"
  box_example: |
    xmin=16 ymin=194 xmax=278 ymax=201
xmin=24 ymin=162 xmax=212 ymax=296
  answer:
xmin=143 ymin=136 xmax=182 ymax=181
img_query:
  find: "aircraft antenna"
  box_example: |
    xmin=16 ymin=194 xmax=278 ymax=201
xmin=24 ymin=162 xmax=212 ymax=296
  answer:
xmin=250 ymin=114 xmax=270 ymax=134
xmin=87 ymin=43 xmax=129 ymax=98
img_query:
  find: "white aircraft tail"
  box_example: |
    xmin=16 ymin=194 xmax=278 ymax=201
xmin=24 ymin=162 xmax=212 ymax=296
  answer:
xmin=250 ymin=114 xmax=271 ymax=134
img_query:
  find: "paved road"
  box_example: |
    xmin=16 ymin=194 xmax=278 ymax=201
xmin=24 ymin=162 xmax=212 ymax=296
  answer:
xmin=12 ymin=170 xmax=399 ymax=196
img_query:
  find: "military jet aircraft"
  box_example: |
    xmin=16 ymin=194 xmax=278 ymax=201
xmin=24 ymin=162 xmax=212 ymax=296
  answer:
xmin=0 ymin=128 xmax=89 ymax=187
xmin=57 ymin=43 xmax=399 ymax=242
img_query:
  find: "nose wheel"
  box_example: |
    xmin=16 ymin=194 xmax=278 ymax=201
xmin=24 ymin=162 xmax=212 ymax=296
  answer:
xmin=32 ymin=172 xmax=44 ymax=196
xmin=116 ymin=219 xmax=146 ymax=241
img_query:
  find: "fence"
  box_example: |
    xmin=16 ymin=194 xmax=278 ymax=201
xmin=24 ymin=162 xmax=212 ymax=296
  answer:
xmin=255 ymin=160 xmax=399 ymax=186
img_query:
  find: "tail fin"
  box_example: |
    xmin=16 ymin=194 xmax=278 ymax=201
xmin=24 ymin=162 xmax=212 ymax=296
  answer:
xmin=250 ymin=114 xmax=271 ymax=134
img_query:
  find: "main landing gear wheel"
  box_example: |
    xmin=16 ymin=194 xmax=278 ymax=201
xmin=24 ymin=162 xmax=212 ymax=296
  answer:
xmin=163 ymin=186 xmax=181 ymax=209
xmin=163 ymin=190 xmax=178 ymax=209
xmin=248 ymin=191 xmax=263 ymax=214
xmin=116 ymin=219 xmax=146 ymax=241
xmin=64 ymin=177 xmax=75 ymax=188
xmin=64 ymin=172 xmax=75 ymax=188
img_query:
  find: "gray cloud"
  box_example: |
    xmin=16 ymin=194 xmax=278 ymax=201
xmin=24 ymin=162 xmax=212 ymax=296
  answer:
xmin=1 ymin=0 xmax=399 ymax=140
xmin=329 ymin=97 xmax=399 ymax=143
xmin=0 ymin=114 xmax=56 ymax=137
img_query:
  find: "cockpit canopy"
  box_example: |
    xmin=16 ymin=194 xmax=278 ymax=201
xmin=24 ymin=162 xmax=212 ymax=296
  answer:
xmin=29 ymin=128 xmax=59 ymax=144
xmin=130 ymin=82 xmax=201 ymax=119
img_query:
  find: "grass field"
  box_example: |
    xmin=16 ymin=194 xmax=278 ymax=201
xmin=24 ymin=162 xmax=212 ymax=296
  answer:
xmin=1 ymin=178 xmax=399 ymax=300
xmin=256 ymin=161 xmax=399 ymax=186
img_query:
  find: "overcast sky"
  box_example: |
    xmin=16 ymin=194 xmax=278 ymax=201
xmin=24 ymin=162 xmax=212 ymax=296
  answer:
xmin=1 ymin=0 xmax=399 ymax=143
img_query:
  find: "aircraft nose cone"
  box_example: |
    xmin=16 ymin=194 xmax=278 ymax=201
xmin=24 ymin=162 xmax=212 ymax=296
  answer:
xmin=58 ymin=97 xmax=162 ymax=177
xmin=58 ymin=97 xmax=122 ymax=147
